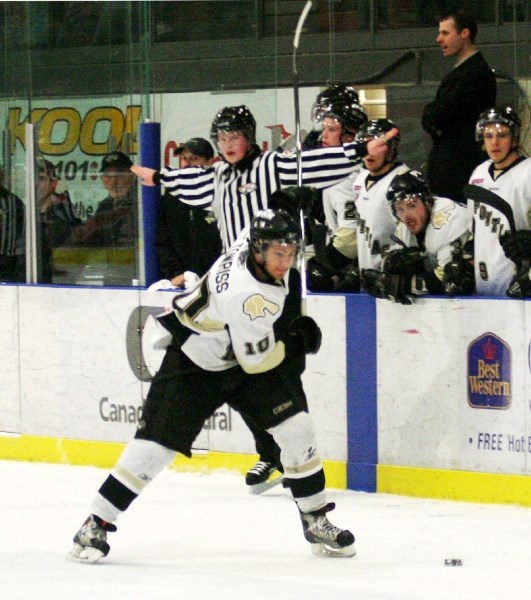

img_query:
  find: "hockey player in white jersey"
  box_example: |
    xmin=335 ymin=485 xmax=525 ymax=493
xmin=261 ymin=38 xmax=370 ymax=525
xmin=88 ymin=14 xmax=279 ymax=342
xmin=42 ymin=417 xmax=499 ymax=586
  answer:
xmin=68 ymin=208 xmax=356 ymax=563
xmin=465 ymin=106 xmax=530 ymax=297
xmin=321 ymin=119 xmax=408 ymax=288
xmin=305 ymin=85 xmax=368 ymax=292
xmin=362 ymin=170 xmax=473 ymax=303
xmin=311 ymin=85 xmax=368 ymax=233
xmin=131 ymin=105 xmax=397 ymax=488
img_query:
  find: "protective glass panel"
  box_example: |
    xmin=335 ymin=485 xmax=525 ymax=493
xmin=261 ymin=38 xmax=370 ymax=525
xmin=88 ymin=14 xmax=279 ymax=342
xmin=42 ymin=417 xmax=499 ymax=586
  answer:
xmin=0 ymin=0 xmax=528 ymax=288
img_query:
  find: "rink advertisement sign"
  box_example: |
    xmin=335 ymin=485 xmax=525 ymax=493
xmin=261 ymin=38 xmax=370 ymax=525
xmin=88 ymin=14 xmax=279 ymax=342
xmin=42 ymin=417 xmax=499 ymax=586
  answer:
xmin=467 ymin=333 xmax=511 ymax=409
xmin=376 ymin=297 xmax=528 ymax=475
xmin=1 ymin=88 xmax=320 ymax=218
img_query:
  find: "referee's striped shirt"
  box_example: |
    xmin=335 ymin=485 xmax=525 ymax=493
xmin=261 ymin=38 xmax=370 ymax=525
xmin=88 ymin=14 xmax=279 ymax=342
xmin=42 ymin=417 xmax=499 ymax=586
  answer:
xmin=0 ymin=188 xmax=25 ymax=257
xmin=160 ymin=142 xmax=366 ymax=251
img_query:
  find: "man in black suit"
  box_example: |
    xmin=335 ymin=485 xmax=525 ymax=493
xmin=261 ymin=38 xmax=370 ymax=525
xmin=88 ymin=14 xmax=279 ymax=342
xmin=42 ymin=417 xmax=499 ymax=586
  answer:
xmin=422 ymin=10 xmax=496 ymax=203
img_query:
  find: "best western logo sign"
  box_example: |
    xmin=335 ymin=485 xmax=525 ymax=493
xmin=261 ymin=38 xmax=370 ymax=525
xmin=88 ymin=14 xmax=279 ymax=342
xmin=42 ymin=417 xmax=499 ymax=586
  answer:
xmin=467 ymin=333 xmax=511 ymax=409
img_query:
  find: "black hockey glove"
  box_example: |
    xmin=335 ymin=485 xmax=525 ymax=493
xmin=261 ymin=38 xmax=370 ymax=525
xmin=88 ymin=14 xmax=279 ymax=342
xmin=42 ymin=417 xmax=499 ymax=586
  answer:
xmin=506 ymin=265 xmax=531 ymax=299
xmin=307 ymin=256 xmax=336 ymax=292
xmin=335 ymin=269 xmax=360 ymax=293
xmin=269 ymin=186 xmax=315 ymax=221
xmin=442 ymin=257 xmax=475 ymax=296
xmin=285 ymin=316 xmax=322 ymax=356
xmin=500 ymin=230 xmax=531 ymax=264
xmin=361 ymin=269 xmax=412 ymax=305
xmin=383 ymin=247 xmax=425 ymax=276
xmin=360 ymin=269 xmax=386 ymax=298
xmin=270 ymin=186 xmax=313 ymax=211
xmin=325 ymin=241 xmax=353 ymax=271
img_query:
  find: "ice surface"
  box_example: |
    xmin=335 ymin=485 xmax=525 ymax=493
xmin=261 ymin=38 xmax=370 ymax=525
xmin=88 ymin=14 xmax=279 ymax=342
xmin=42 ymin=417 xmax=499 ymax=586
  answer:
xmin=0 ymin=460 xmax=529 ymax=600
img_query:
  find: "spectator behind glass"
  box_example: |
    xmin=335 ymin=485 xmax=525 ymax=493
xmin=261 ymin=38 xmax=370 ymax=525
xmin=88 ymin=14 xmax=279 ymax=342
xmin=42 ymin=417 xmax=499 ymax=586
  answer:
xmin=39 ymin=159 xmax=81 ymax=246
xmin=0 ymin=167 xmax=25 ymax=282
xmin=38 ymin=159 xmax=82 ymax=282
xmin=361 ymin=169 xmax=473 ymax=305
xmin=156 ymin=137 xmax=222 ymax=288
xmin=75 ymin=151 xmax=137 ymax=247
xmin=72 ymin=151 xmax=138 ymax=286
xmin=421 ymin=9 xmax=496 ymax=203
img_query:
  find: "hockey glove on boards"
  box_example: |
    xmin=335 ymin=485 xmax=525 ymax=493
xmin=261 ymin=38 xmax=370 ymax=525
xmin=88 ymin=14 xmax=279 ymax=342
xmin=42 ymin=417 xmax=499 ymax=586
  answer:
xmin=361 ymin=269 xmax=412 ymax=305
xmin=442 ymin=257 xmax=475 ymax=296
xmin=383 ymin=247 xmax=425 ymax=276
xmin=284 ymin=316 xmax=322 ymax=357
xmin=506 ymin=265 xmax=531 ymax=299
xmin=500 ymin=230 xmax=531 ymax=264
xmin=498 ymin=230 xmax=530 ymax=298
xmin=269 ymin=186 xmax=323 ymax=223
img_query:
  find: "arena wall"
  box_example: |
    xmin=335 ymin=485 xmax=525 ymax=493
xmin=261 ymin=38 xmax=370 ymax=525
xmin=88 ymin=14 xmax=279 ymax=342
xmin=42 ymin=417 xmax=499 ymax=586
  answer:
xmin=0 ymin=285 xmax=529 ymax=505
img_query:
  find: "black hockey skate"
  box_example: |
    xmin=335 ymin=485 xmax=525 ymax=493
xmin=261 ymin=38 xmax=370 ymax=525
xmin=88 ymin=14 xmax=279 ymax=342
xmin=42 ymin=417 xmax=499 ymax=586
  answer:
xmin=245 ymin=460 xmax=284 ymax=495
xmin=67 ymin=515 xmax=117 ymax=563
xmin=299 ymin=502 xmax=355 ymax=557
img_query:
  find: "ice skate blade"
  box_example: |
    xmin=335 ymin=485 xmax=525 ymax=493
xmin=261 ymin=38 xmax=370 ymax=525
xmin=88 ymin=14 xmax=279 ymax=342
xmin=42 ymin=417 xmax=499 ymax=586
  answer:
xmin=248 ymin=474 xmax=284 ymax=495
xmin=310 ymin=542 xmax=356 ymax=558
xmin=66 ymin=543 xmax=106 ymax=564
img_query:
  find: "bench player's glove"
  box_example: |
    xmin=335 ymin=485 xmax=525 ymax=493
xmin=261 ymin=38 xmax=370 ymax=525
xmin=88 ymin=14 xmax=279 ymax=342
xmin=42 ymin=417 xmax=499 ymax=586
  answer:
xmin=500 ymin=230 xmax=531 ymax=264
xmin=361 ymin=269 xmax=412 ymax=305
xmin=383 ymin=247 xmax=425 ymax=276
xmin=442 ymin=257 xmax=475 ymax=296
xmin=307 ymin=256 xmax=335 ymax=292
xmin=269 ymin=186 xmax=323 ymax=223
xmin=285 ymin=316 xmax=322 ymax=356
xmin=506 ymin=265 xmax=531 ymax=298
xmin=336 ymin=269 xmax=360 ymax=293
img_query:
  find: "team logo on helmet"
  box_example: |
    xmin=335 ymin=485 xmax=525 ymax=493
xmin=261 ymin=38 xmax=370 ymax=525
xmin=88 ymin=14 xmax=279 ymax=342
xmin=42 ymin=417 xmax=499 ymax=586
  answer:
xmin=243 ymin=295 xmax=281 ymax=321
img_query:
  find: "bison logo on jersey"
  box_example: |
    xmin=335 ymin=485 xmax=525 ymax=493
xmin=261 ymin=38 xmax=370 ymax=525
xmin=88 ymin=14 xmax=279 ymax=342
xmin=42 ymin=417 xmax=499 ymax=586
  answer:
xmin=431 ymin=206 xmax=452 ymax=229
xmin=243 ymin=294 xmax=280 ymax=321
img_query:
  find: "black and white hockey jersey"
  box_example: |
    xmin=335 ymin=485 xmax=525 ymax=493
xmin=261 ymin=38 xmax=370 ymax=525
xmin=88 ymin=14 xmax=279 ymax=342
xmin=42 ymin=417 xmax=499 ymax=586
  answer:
xmin=172 ymin=234 xmax=293 ymax=374
xmin=467 ymin=156 xmax=531 ymax=295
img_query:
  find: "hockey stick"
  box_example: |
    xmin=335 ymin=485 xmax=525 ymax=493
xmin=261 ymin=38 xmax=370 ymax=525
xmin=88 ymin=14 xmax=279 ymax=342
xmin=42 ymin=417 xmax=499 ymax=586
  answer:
xmin=293 ymin=0 xmax=313 ymax=314
xmin=293 ymin=0 xmax=312 ymax=188
xmin=390 ymin=234 xmax=408 ymax=249
xmin=463 ymin=184 xmax=516 ymax=235
xmin=248 ymin=473 xmax=285 ymax=495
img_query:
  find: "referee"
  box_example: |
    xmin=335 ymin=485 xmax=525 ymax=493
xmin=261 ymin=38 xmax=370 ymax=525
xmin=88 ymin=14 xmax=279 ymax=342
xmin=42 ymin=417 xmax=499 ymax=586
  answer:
xmin=132 ymin=105 xmax=397 ymax=250
xmin=0 ymin=169 xmax=25 ymax=282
